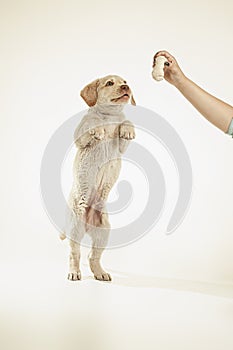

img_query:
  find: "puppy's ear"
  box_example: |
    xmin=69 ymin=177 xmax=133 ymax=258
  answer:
xmin=80 ymin=79 xmax=99 ymax=107
xmin=131 ymin=95 xmax=136 ymax=106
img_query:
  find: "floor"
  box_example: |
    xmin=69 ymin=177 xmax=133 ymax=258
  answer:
xmin=1 ymin=260 xmax=233 ymax=350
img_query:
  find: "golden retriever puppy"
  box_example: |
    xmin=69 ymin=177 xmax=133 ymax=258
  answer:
xmin=63 ymin=75 xmax=136 ymax=281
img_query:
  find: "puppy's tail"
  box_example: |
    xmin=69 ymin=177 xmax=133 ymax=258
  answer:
xmin=59 ymin=232 xmax=66 ymax=240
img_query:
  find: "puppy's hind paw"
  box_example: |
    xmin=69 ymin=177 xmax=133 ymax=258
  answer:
xmin=94 ymin=272 xmax=112 ymax=282
xmin=67 ymin=272 xmax=81 ymax=281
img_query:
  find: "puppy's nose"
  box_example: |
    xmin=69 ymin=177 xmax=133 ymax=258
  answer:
xmin=120 ymin=84 xmax=129 ymax=91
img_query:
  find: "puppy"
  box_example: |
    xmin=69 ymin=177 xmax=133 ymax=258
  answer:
xmin=63 ymin=75 xmax=136 ymax=281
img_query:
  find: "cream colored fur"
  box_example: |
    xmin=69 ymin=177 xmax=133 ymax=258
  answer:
xmin=64 ymin=75 xmax=136 ymax=281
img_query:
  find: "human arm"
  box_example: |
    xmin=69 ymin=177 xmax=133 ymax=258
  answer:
xmin=153 ymin=50 xmax=233 ymax=133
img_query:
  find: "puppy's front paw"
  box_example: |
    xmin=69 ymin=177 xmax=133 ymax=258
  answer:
xmin=119 ymin=121 xmax=135 ymax=140
xmin=67 ymin=272 xmax=81 ymax=281
xmin=89 ymin=126 xmax=105 ymax=140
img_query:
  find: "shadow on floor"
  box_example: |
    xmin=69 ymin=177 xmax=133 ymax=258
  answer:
xmin=89 ymin=269 xmax=233 ymax=299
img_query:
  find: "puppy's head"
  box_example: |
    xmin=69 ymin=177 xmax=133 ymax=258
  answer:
xmin=80 ymin=75 xmax=136 ymax=107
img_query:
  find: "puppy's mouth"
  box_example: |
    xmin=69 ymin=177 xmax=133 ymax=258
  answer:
xmin=111 ymin=93 xmax=130 ymax=103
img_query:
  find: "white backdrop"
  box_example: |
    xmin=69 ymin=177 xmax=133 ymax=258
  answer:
xmin=1 ymin=1 xmax=233 ymax=349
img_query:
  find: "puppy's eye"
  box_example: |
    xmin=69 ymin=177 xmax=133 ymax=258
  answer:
xmin=106 ymin=81 xmax=114 ymax=86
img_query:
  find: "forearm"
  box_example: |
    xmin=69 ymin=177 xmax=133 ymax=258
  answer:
xmin=176 ymin=77 xmax=233 ymax=132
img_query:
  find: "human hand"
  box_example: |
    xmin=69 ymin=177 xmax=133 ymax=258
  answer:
xmin=153 ymin=50 xmax=187 ymax=88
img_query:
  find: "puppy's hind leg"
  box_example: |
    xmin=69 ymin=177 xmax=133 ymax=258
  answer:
xmin=88 ymin=211 xmax=112 ymax=282
xmin=68 ymin=239 xmax=82 ymax=281
xmin=66 ymin=207 xmax=86 ymax=281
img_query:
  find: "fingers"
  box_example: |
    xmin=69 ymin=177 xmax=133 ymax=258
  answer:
xmin=153 ymin=50 xmax=176 ymax=67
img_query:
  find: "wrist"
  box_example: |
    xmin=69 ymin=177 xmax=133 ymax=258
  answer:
xmin=174 ymin=74 xmax=189 ymax=90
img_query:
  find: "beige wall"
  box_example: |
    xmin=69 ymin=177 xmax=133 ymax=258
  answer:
xmin=0 ymin=0 xmax=233 ymax=285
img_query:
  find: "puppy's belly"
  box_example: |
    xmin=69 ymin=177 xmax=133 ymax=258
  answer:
xmin=72 ymin=141 xmax=122 ymax=222
xmin=96 ymin=158 xmax=121 ymax=193
xmin=85 ymin=158 xmax=121 ymax=203
xmin=85 ymin=158 xmax=121 ymax=228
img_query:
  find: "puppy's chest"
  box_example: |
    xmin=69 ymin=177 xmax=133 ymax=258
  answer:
xmin=104 ymin=123 xmax=120 ymax=139
xmin=90 ymin=121 xmax=122 ymax=161
xmin=97 ymin=114 xmax=124 ymax=139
